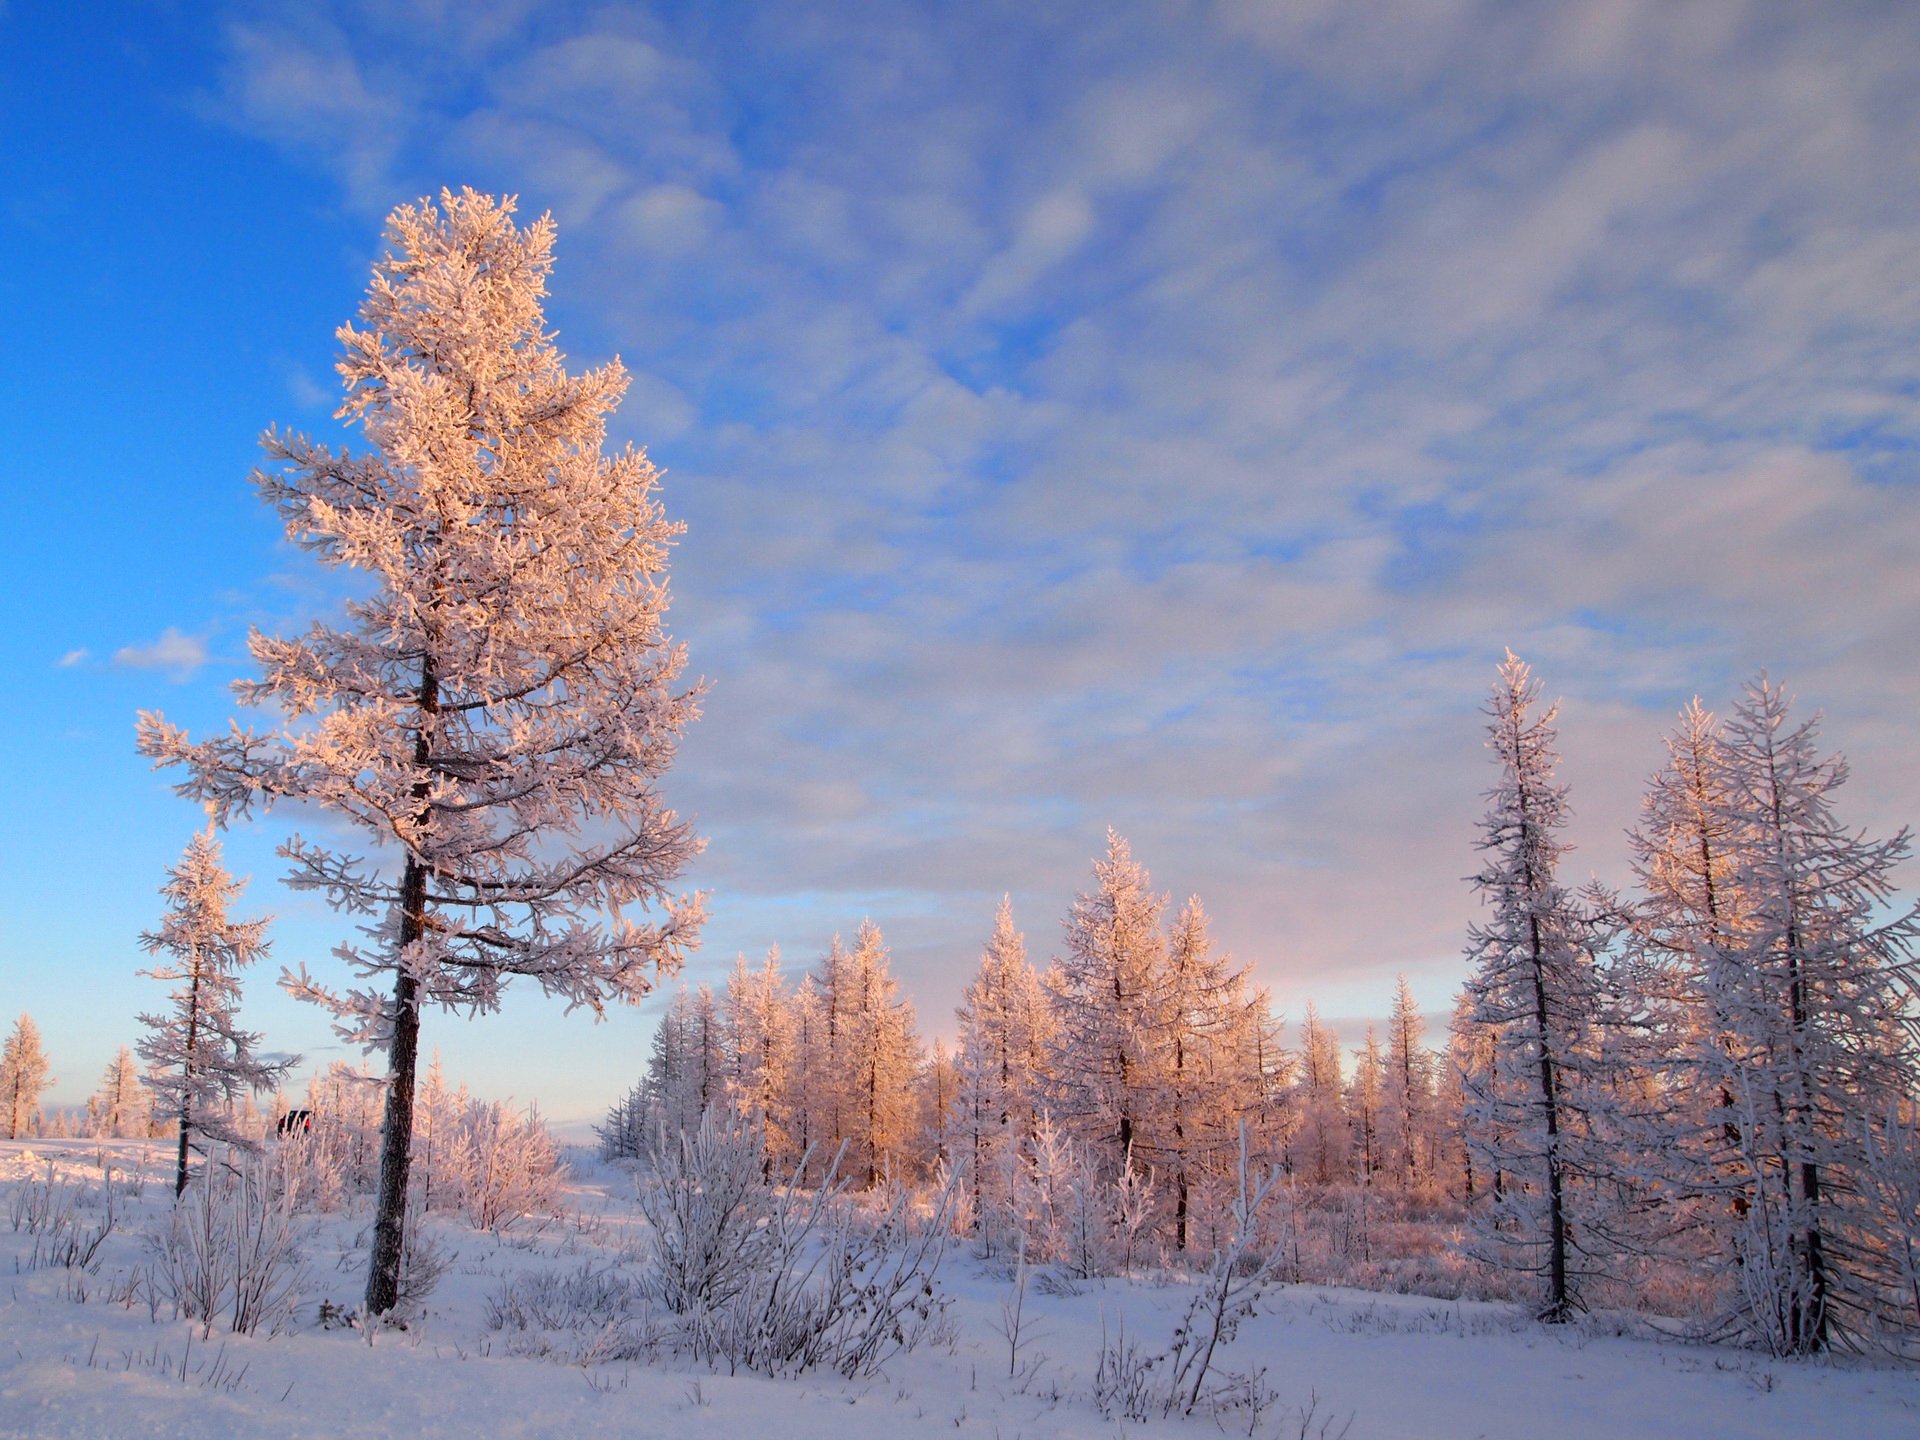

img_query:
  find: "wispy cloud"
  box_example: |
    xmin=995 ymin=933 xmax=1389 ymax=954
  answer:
xmin=113 ymin=627 xmax=209 ymax=680
xmin=56 ymin=648 xmax=89 ymax=668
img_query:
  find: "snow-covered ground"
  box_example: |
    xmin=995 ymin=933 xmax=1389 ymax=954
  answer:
xmin=2 ymin=1138 xmax=1914 ymax=1440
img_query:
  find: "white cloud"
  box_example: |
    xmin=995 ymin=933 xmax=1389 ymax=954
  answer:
xmin=112 ymin=628 xmax=209 ymax=680
xmin=56 ymin=648 xmax=88 ymax=668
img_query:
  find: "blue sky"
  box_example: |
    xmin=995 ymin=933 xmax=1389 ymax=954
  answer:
xmin=4 ymin=2 xmax=1919 ymax=1130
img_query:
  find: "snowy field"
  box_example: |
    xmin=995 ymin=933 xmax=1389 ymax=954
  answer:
xmin=2 ymin=1138 xmax=1914 ymax=1440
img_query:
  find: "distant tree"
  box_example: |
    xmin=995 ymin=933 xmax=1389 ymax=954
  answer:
xmin=1 ymin=1014 xmax=52 ymax=1139
xmin=952 ymin=897 xmax=1053 ymax=1226
xmin=137 ymin=827 xmax=294 ymax=1195
xmin=89 ymin=1045 xmax=145 ymax=1139
xmin=136 ymin=190 xmax=705 ymax=1314
xmin=841 ymin=919 xmax=923 ymax=1186
xmin=1293 ymin=1002 xmax=1348 ymax=1184
xmin=1348 ymin=1025 xmax=1385 ymax=1183
xmin=1048 ymin=831 xmax=1170 ymax=1176
xmin=1382 ymin=976 xmax=1433 ymax=1190
xmin=723 ymin=947 xmax=794 ymax=1176
xmin=1154 ymin=895 xmax=1258 ymax=1249
xmin=920 ymin=1038 xmax=958 ymax=1172
xmin=1460 ymin=652 xmax=1606 ymax=1322
xmin=639 ymin=984 xmax=725 ymax=1139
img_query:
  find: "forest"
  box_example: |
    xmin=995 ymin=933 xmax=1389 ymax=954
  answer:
xmin=603 ymin=659 xmax=1920 ymax=1357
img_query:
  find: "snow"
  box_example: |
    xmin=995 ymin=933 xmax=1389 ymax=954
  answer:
xmin=2 ymin=1139 xmax=1914 ymax=1440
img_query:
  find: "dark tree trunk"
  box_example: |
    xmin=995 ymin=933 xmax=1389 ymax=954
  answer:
xmin=1528 ymin=910 xmax=1571 ymax=1323
xmin=367 ymin=659 xmax=437 ymax=1317
xmin=175 ymin=950 xmax=204 ymax=1197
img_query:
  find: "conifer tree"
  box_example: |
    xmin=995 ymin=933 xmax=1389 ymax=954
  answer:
xmin=138 ymin=828 xmax=293 ymax=1194
xmin=1 ymin=1014 xmax=51 ymax=1140
xmin=640 ymin=984 xmax=725 ymax=1138
xmin=1651 ymin=678 xmax=1920 ymax=1352
xmin=136 ymin=191 xmax=704 ymax=1313
xmin=1048 ymin=831 xmax=1170 ymax=1176
xmin=842 ymin=919 xmax=923 ymax=1186
xmin=1382 ymin=976 xmax=1432 ymax=1189
xmin=1443 ymin=988 xmax=1490 ymax=1203
xmin=1155 ymin=895 xmax=1254 ymax=1248
xmin=724 ymin=947 xmax=794 ymax=1175
xmin=1460 ymin=652 xmax=1605 ymax=1322
xmin=1294 ymin=1002 xmax=1348 ymax=1183
xmin=90 ymin=1046 xmax=145 ymax=1139
xmin=952 ymin=897 xmax=1054 ymax=1223
xmin=1349 ymin=1025 xmax=1386 ymax=1183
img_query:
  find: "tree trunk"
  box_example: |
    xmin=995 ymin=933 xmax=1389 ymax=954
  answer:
xmin=1528 ymin=909 xmax=1570 ymax=1323
xmin=367 ymin=658 xmax=437 ymax=1317
xmin=175 ymin=949 xmax=204 ymax=1197
xmin=366 ymin=886 xmax=424 ymax=1315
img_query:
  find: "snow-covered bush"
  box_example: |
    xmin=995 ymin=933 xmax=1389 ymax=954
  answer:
xmin=275 ymin=1064 xmax=564 ymax=1236
xmin=147 ymin=1147 xmax=310 ymax=1338
xmin=1091 ymin=1130 xmax=1286 ymax=1423
xmin=639 ymin=1107 xmax=956 ymax=1377
xmin=10 ymin=1162 xmax=117 ymax=1273
xmin=484 ymin=1262 xmax=657 ymax=1362
xmin=445 ymin=1098 xmax=565 ymax=1232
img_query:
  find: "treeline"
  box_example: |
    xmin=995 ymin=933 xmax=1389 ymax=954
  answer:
xmin=609 ymin=661 xmax=1920 ymax=1357
xmin=604 ymin=843 xmax=1461 ymax=1237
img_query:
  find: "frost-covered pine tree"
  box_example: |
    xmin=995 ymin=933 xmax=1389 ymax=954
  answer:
xmin=1154 ymin=894 xmax=1257 ymax=1248
xmin=841 ymin=919 xmax=923 ymax=1186
xmin=1 ymin=1014 xmax=51 ymax=1139
xmin=1293 ymin=1002 xmax=1348 ymax=1184
xmin=1657 ymin=678 xmax=1920 ymax=1352
xmin=1048 ymin=830 xmax=1170 ymax=1176
xmin=639 ymin=984 xmax=726 ymax=1139
xmin=137 ymin=827 xmax=293 ymax=1195
xmin=1460 ymin=651 xmax=1605 ymax=1322
xmin=1349 ymin=1025 xmax=1385 ymax=1183
xmin=724 ymin=947 xmax=794 ymax=1175
xmin=1382 ymin=975 xmax=1432 ymax=1190
xmin=89 ymin=1046 xmax=146 ymax=1139
xmin=795 ymin=936 xmax=858 ymax=1179
xmin=136 ymin=190 xmax=704 ymax=1313
xmin=952 ymin=896 xmax=1054 ymax=1226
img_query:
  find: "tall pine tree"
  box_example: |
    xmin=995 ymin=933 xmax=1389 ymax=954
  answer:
xmin=137 ymin=190 xmax=704 ymax=1312
xmin=1460 ymin=652 xmax=1605 ymax=1322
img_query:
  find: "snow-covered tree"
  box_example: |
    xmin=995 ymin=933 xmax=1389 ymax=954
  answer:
xmin=951 ymin=897 xmax=1054 ymax=1227
xmin=1460 ymin=652 xmax=1607 ymax=1322
xmin=1 ymin=1014 xmax=51 ymax=1139
xmin=89 ymin=1045 xmax=146 ymax=1139
xmin=640 ymin=984 xmax=726 ymax=1139
xmin=724 ymin=947 xmax=795 ymax=1175
xmin=1153 ymin=895 xmax=1258 ymax=1249
xmin=1382 ymin=976 xmax=1432 ymax=1190
xmin=1048 ymin=831 xmax=1170 ymax=1175
xmin=1293 ymin=1002 xmax=1348 ymax=1184
xmin=137 ymin=827 xmax=292 ymax=1195
xmin=1646 ymin=678 xmax=1920 ymax=1352
xmin=841 ymin=919 xmax=923 ymax=1186
xmin=1441 ymin=987 xmax=1489 ymax=1203
xmin=793 ymin=936 xmax=857 ymax=1180
xmin=1349 ymin=1025 xmax=1385 ymax=1184
xmin=136 ymin=190 xmax=704 ymax=1313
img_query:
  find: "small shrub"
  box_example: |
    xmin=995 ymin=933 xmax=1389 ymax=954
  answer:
xmin=147 ymin=1148 xmax=309 ymax=1338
